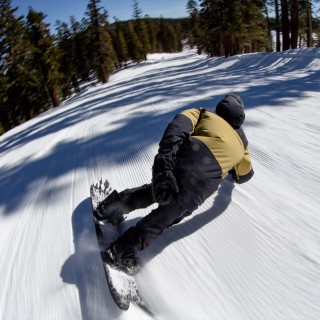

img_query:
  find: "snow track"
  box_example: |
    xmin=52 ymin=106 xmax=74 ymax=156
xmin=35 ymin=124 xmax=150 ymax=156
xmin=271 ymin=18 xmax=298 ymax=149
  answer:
xmin=1 ymin=48 xmax=320 ymax=319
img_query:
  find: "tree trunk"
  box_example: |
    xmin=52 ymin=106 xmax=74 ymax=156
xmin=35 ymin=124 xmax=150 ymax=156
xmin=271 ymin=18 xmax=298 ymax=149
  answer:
xmin=290 ymin=0 xmax=299 ymax=49
xmin=224 ymin=31 xmax=231 ymax=57
xmin=50 ymin=87 xmax=61 ymax=107
xmin=281 ymin=0 xmax=290 ymax=50
xmin=264 ymin=2 xmax=273 ymax=51
xmin=218 ymin=31 xmax=225 ymax=57
xmin=305 ymin=1 xmax=313 ymax=47
xmin=274 ymin=0 xmax=281 ymax=51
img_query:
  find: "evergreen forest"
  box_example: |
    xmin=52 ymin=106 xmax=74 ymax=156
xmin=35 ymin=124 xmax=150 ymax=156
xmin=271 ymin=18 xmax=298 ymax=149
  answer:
xmin=1 ymin=0 xmax=319 ymax=135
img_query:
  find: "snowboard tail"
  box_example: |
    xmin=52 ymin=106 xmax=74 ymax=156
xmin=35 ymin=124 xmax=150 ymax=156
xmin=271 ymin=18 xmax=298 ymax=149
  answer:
xmin=90 ymin=178 xmax=152 ymax=314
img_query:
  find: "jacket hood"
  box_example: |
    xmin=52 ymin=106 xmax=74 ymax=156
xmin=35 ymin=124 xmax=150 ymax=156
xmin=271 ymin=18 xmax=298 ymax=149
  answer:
xmin=215 ymin=94 xmax=245 ymax=129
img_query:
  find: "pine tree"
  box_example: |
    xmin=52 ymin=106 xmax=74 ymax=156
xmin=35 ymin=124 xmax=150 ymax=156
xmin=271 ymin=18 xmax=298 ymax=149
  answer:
xmin=56 ymin=16 xmax=93 ymax=97
xmin=0 ymin=0 xmax=43 ymax=132
xmin=198 ymin=0 xmax=267 ymax=56
xmin=240 ymin=0 xmax=268 ymax=54
xmin=223 ymin=0 xmax=244 ymax=56
xmin=275 ymin=0 xmax=314 ymax=50
xmin=186 ymin=0 xmax=201 ymax=51
xmin=281 ymin=0 xmax=290 ymax=50
xmin=274 ymin=0 xmax=281 ymax=51
xmin=304 ymin=0 xmax=313 ymax=47
xmin=132 ymin=0 xmax=143 ymax=20
xmin=56 ymin=20 xmax=79 ymax=98
xmin=145 ymin=18 xmax=160 ymax=53
xmin=290 ymin=0 xmax=299 ymax=48
xmin=71 ymin=17 xmax=92 ymax=82
xmin=262 ymin=0 xmax=274 ymax=52
xmin=0 ymin=0 xmax=24 ymax=130
xmin=136 ymin=19 xmax=151 ymax=60
xmin=27 ymin=8 xmax=62 ymax=107
xmin=86 ymin=0 xmax=116 ymax=83
xmin=131 ymin=1 xmax=151 ymax=60
xmin=126 ymin=20 xmax=145 ymax=62
xmin=199 ymin=0 xmax=224 ymax=56
xmin=158 ymin=19 xmax=180 ymax=53
xmin=112 ymin=19 xmax=129 ymax=68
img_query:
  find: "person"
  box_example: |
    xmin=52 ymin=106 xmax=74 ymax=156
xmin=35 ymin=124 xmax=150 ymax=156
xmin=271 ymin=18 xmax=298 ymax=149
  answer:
xmin=95 ymin=93 xmax=254 ymax=275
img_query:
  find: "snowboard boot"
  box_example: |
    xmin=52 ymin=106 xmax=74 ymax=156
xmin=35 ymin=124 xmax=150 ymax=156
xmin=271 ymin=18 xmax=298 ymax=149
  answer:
xmin=103 ymin=242 xmax=141 ymax=276
xmin=94 ymin=190 xmax=126 ymax=225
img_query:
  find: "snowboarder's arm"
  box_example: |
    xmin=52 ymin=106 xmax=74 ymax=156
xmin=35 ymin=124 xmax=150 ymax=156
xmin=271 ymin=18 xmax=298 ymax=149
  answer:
xmin=152 ymin=109 xmax=202 ymax=204
xmin=158 ymin=109 xmax=201 ymax=156
xmin=155 ymin=108 xmax=202 ymax=171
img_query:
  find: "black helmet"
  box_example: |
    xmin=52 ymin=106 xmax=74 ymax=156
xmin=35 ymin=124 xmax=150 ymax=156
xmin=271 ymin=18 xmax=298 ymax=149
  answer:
xmin=216 ymin=94 xmax=245 ymax=129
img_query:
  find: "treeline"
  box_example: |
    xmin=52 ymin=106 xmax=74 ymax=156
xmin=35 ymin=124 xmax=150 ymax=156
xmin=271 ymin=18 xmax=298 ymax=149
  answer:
xmin=185 ymin=0 xmax=319 ymax=57
xmin=1 ymin=0 xmax=320 ymax=135
xmin=0 ymin=0 xmax=186 ymax=134
xmin=270 ymin=0 xmax=317 ymax=50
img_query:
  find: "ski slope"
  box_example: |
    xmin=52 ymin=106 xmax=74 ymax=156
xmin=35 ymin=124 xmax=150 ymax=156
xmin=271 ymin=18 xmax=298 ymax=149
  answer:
xmin=0 ymin=48 xmax=320 ymax=320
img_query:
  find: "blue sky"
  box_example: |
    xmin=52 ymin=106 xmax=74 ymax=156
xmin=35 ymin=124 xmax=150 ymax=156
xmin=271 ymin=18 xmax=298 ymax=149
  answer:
xmin=12 ymin=0 xmax=189 ymax=28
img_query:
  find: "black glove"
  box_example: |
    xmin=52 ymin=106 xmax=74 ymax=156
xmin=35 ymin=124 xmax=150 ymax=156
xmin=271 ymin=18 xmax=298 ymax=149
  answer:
xmin=152 ymin=171 xmax=179 ymax=205
xmin=153 ymin=153 xmax=176 ymax=172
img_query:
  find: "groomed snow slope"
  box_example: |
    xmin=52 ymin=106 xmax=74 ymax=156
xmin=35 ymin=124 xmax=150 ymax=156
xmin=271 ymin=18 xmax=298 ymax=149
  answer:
xmin=1 ymin=48 xmax=320 ymax=320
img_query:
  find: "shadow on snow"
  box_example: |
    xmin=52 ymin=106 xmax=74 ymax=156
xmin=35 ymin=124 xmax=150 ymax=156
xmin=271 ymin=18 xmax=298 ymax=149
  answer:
xmin=1 ymin=50 xmax=319 ymax=215
xmin=1 ymin=49 xmax=319 ymax=317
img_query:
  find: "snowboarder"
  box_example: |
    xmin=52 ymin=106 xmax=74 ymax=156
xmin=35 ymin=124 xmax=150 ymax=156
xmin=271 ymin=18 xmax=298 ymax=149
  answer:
xmin=95 ymin=93 xmax=254 ymax=274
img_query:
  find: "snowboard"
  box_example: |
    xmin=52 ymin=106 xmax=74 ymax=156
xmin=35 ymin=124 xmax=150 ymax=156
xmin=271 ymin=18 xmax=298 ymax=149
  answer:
xmin=90 ymin=178 xmax=152 ymax=314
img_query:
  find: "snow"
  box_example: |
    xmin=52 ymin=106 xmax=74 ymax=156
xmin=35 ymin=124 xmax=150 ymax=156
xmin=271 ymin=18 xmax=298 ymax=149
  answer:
xmin=1 ymin=47 xmax=320 ymax=320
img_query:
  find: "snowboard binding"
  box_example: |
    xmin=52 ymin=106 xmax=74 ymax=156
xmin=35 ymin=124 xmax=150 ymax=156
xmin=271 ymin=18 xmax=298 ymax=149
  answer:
xmin=94 ymin=190 xmax=126 ymax=225
xmin=103 ymin=243 xmax=141 ymax=276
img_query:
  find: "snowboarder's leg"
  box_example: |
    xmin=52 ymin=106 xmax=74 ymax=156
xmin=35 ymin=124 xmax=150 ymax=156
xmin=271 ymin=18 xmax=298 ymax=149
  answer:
xmin=95 ymin=184 xmax=154 ymax=223
xmin=120 ymin=184 xmax=154 ymax=212
xmin=105 ymin=199 xmax=190 ymax=273
xmin=133 ymin=199 xmax=190 ymax=249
